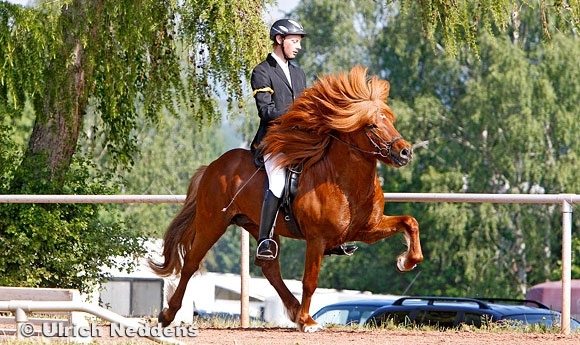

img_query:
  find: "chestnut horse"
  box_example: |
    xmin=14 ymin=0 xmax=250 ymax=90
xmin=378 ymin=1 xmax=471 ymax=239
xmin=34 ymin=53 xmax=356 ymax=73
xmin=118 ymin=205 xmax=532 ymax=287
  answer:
xmin=148 ymin=66 xmax=423 ymax=332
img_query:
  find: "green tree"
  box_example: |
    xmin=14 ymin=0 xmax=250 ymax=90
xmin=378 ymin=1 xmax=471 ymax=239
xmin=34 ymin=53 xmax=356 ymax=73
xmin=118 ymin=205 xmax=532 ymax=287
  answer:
xmin=112 ymin=109 xmax=229 ymax=238
xmin=394 ymin=0 xmax=580 ymax=56
xmin=3 ymin=0 xmax=580 ymax=294
xmin=114 ymin=101 xmax=245 ymax=274
xmin=295 ymin=0 xmax=580 ymax=298
xmin=0 ymin=0 xmax=270 ymax=292
xmin=294 ymin=0 xmax=379 ymax=78
xmin=397 ymin=29 xmax=580 ymax=297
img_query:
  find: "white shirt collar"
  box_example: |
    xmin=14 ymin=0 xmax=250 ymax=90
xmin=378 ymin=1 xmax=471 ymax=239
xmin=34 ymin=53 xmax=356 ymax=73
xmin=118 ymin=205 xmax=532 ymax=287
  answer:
xmin=271 ymin=52 xmax=291 ymax=86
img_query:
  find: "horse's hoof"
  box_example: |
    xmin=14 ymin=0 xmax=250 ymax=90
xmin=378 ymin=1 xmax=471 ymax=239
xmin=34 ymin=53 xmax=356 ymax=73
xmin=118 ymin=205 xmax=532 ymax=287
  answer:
xmin=396 ymin=257 xmax=417 ymax=272
xmin=158 ymin=309 xmax=172 ymax=327
xmin=396 ymin=257 xmax=406 ymax=272
xmin=303 ymin=323 xmax=323 ymax=333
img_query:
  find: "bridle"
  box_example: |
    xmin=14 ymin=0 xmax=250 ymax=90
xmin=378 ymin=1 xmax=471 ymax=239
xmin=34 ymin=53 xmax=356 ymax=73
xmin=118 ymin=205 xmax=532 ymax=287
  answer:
xmin=329 ymin=125 xmax=403 ymax=158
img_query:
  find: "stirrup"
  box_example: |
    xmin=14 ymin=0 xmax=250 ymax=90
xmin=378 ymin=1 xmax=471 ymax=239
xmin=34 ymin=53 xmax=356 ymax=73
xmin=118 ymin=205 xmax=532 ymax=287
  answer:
xmin=324 ymin=242 xmax=358 ymax=257
xmin=341 ymin=243 xmax=358 ymax=256
xmin=256 ymin=239 xmax=279 ymax=260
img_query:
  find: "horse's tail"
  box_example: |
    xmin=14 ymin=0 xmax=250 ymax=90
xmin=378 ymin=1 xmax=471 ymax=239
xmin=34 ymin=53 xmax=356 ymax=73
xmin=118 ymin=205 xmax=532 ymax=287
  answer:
xmin=148 ymin=166 xmax=207 ymax=277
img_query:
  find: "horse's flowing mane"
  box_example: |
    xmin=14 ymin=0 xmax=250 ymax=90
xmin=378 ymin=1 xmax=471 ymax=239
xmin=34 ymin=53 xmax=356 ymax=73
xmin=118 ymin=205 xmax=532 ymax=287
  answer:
xmin=260 ymin=66 xmax=393 ymax=170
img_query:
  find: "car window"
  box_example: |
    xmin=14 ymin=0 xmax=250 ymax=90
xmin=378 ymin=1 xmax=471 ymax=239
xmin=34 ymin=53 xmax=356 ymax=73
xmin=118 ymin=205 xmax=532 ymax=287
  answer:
xmin=366 ymin=296 xmax=580 ymax=331
xmin=367 ymin=311 xmax=414 ymax=327
xmin=418 ymin=310 xmax=457 ymax=328
xmin=461 ymin=312 xmax=497 ymax=327
xmin=316 ymin=306 xmax=387 ymax=326
xmin=501 ymin=313 xmax=558 ymax=327
xmin=358 ymin=310 xmax=376 ymax=325
xmin=314 ymin=309 xmax=349 ymax=325
xmin=346 ymin=310 xmax=362 ymax=325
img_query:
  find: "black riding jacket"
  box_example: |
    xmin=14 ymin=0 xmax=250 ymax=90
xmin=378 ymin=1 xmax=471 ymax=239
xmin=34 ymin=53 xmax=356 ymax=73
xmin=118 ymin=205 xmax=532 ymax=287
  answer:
xmin=250 ymin=53 xmax=307 ymax=152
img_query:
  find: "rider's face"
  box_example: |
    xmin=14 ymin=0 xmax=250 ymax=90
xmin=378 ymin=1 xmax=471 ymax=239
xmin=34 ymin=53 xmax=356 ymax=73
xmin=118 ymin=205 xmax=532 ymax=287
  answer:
xmin=278 ymin=34 xmax=302 ymax=60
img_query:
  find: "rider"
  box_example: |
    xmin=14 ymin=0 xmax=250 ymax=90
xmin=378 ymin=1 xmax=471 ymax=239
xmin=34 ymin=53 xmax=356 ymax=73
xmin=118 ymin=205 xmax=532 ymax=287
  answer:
xmin=251 ymin=19 xmax=357 ymax=260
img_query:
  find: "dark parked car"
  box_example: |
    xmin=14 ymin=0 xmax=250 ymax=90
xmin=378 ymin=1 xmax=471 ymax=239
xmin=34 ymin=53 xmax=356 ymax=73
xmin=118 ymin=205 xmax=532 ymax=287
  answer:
xmin=312 ymin=298 xmax=397 ymax=326
xmin=365 ymin=296 xmax=580 ymax=331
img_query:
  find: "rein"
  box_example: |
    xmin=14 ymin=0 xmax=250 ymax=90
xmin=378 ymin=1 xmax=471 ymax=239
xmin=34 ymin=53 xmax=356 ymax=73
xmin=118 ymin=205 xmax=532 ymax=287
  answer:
xmin=330 ymin=126 xmax=402 ymax=158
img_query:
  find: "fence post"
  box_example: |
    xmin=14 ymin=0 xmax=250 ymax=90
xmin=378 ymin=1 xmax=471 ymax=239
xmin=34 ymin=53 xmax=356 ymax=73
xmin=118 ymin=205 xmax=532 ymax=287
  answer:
xmin=240 ymin=230 xmax=250 ymax=327
xmin=561 ymin=198 xmax=573 ymax=334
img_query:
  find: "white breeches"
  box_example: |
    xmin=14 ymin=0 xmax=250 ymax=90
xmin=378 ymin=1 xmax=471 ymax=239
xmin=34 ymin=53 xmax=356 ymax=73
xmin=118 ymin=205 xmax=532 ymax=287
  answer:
xmin=263 ymin=153 xmax=286 ymax=198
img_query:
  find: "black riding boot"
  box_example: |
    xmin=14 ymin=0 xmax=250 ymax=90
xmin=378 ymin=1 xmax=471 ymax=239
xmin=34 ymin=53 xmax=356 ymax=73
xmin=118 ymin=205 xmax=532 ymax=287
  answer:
xmin=256 ymin=189 xmax=281 ymax=260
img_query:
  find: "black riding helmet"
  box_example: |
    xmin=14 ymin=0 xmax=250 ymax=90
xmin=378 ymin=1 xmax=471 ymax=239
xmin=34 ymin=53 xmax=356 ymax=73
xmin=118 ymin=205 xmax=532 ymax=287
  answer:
xmin=269 ymin=19 xmax=306 ymax=61
xmin=269 ymin=19 xmax=307 ymax=41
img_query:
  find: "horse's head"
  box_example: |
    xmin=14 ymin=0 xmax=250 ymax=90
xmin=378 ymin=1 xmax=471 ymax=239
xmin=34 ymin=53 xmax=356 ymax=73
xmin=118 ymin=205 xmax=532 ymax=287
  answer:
xmin=327 ymin=66 xmax=413 ymax=168
xmin=344 ymin=108 xmax=413 ymax=167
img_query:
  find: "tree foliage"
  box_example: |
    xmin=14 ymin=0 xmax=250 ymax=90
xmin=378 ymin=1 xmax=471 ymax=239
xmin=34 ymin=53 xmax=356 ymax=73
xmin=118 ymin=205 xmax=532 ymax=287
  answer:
xmin=394 ymin=0 xmax=580 ymax=56
xmin=292 ymin=0 xmax=580 ymax=298
xmin=115 ymin=119 xmax=220 ymax=234
xmin=0 ymin=0 xmax=271 ymax=292
xmin=3 ymin=0 xmax=580 ymax=295
xmin=0 ymin=155 xmax=145 ymax=294
xmin=1 ymin=0 xmax=269 ymax=182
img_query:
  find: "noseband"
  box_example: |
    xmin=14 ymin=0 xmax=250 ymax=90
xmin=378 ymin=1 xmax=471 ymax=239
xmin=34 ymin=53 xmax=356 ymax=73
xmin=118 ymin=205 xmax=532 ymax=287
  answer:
xmin=330 ymin=126 xmax=403 ymax=158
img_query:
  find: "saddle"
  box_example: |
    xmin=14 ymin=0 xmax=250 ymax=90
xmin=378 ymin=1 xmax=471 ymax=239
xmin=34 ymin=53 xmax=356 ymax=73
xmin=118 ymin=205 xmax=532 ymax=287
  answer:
xmin=280 ymin=165 xmax=304 ymax=239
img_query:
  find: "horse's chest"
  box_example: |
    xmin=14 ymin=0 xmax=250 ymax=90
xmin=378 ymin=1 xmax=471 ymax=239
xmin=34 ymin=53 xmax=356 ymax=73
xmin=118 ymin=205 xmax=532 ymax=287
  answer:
xmin=294 ymin=175 xmax=377 ymax=229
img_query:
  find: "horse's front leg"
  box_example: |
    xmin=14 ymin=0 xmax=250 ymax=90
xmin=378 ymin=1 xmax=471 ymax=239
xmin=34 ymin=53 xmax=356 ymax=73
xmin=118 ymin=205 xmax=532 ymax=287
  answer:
xmin=362 ymin=215 xmax=423 ymax=272
xmin=295 ymin=241 xmax=325 ymax=332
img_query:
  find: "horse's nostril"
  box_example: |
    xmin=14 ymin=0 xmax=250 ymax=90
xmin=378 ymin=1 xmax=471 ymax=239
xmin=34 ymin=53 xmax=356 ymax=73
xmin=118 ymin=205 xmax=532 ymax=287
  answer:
xmin=400 ymin=148 xmax=411 ymax=159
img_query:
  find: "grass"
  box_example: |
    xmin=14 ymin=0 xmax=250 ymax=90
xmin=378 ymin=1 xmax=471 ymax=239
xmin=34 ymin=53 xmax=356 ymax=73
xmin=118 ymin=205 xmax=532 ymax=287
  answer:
xmin=187 ymin=315 xmax=278 ymax=328
xmin=144 ymin=313 xmax=575 ymax=334
xmin=358 ymin=317 xmax=568 ymax=334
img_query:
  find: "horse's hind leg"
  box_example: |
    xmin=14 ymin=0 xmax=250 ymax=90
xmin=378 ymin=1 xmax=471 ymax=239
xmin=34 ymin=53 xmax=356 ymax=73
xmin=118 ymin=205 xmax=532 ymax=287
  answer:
xmin=159 ymin=249 xmax=202 ymax=326
xmin=159 ymin=223 xmax=228 ymax=326
xmin=255 ymin=236 xmax=301 ymax=326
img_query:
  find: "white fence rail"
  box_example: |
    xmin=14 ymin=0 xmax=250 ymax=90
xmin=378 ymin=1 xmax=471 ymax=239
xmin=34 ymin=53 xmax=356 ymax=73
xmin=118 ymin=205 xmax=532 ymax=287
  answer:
xmin=0 ymin=193 xmax=577 ymax=334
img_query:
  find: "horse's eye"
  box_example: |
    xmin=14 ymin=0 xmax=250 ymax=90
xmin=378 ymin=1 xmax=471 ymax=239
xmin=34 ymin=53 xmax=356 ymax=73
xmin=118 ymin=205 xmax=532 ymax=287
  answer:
xmin=368 ymin=124 xmax=378 ymax=129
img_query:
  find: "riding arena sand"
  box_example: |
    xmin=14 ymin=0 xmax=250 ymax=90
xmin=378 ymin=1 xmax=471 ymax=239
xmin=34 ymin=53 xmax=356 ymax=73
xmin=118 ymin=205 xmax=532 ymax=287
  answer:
xmin=2 ymin=323 xmax=580 ymax=344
